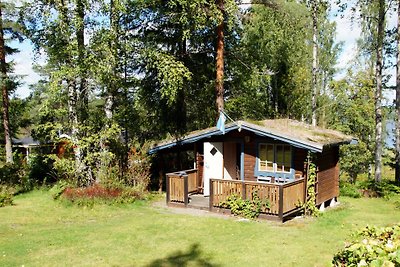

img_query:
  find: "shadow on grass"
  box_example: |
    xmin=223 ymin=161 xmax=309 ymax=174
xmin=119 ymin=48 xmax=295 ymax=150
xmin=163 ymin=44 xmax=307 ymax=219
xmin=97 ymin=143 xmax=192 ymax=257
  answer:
xmin=146 ymin=243 xmax=218 ymax=267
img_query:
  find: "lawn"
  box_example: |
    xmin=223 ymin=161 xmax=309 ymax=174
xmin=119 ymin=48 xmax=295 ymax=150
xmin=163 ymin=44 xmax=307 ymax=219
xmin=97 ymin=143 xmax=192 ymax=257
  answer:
xmin=0 ymin=191 xmax=399 ymax=267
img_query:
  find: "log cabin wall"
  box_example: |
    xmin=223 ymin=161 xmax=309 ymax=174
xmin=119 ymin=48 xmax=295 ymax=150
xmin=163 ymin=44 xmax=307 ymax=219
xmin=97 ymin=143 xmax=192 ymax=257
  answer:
xmin=243 ymin=139 xmax=257 ymax=181
xmin=241 ymin=134 xmax=309 ymax=181
xmin=196 ymin=153 xmax=204 ymax=189
xmin=316 ymin=146 xmax=339 ymax=205
xmin=293 ymin=147 xmax=308 ymax=178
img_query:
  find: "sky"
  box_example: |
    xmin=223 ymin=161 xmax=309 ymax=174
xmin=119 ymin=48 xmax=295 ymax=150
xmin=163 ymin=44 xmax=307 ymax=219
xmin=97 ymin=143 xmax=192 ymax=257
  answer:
xmin=8 ymin=1 xmax=399 ymax=103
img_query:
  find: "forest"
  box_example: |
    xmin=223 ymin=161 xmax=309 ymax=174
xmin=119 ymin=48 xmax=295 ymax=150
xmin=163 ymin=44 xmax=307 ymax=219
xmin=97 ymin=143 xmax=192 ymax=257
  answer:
xmin=0 ymin=0 xmax=399 ymax=199
xmin=1 ymin=1 xmax=400 ymax=265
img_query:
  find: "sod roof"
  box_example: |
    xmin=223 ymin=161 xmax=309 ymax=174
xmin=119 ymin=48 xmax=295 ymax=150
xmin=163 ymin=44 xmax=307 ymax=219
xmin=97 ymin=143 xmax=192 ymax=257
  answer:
xmin=149 ymin=119 xmax=355 ymax=153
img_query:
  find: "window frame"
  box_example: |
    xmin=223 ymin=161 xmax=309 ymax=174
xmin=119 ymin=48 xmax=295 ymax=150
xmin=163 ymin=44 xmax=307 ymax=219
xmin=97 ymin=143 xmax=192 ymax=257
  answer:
xmin=256 ymin=143 xmax=294 ymax=180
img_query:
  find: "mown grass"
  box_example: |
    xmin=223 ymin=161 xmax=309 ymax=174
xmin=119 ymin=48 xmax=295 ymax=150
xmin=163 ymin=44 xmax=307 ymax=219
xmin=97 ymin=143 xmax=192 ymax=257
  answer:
xmin=0 ymin=190 xmax=399 ymax=267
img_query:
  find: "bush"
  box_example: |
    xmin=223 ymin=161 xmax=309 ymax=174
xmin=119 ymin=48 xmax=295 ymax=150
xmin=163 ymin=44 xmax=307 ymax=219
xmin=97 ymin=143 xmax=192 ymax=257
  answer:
xmin=0 ymin=162 xmax=31 ymax=194
xmin=0 ymin=186 xmax=14 ymax=207
xmin=60 ymin=183 xmax=147 ymax=207
xmin=221 ymin=191 xmax=270 ymax=219
xmin=123 ymin=141 xmax=152 ymax=189
xmin=49 ymin=180 xmax=70 ymax=200
xmin=50 ymin=156 xmax=77 ymax=184
xmin=28 ymin=154 xmax=56 ymax=185
xmin=339 ymin=181 xmax=362 ymax=198
xmin=333 ymin=224 xmax=400 ymax=266
xmin=358 ymin=180 xmax=400 ymax=199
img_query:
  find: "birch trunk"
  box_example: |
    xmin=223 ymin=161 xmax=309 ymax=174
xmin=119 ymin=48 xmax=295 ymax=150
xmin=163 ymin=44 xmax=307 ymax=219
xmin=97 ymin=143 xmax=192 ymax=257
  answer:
xmin=311 ymin=0 xmax=318 ymax=127
xmin=396 ymin=0 xmax=400 ymax=184
xmin=76 ymin=0 xmax=88 ymax=122
xmin=0 ymin=2 xmax=12 ymax=163
xmin=374 ymin=0 xmax=385 ymax=183
xmin=105 ymin=0 xmax=120 ymax=121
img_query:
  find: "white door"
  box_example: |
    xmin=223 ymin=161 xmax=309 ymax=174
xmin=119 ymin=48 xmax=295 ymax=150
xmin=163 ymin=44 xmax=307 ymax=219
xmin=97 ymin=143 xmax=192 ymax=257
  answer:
xmin=203 ymin=142 xmax=223 ymax=196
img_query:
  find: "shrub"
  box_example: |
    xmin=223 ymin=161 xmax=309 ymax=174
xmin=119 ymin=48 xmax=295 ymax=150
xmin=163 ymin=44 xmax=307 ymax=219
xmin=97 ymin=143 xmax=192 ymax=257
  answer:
xmin=0 ymin=186 xmax=14 ymax=207
xmin=358 ymin=180 xmax=400 ymax=199
xmin=50 ymin=156 xmax=77 ymax=184
xmin=28 ymin=154 xmax=56 ymax=185
xmin=124 ymin=141 xmax=152 ymax=190
xmin=221 ymin=191 xmax=270 ymax=219
xmin=49 ymin=180 xmax=70 ymax=200
xmin=304 ymin=158 xmax=319 ymax=216
xmin=60 ymin=183 xmax=147 ymax=207
xmin=0 ymin=162 xmax=31 ymax=194
xmin=339 ymin=181 xmax=362 ymax=198
xmin=332 ymin=224 xmax=400 ymax=266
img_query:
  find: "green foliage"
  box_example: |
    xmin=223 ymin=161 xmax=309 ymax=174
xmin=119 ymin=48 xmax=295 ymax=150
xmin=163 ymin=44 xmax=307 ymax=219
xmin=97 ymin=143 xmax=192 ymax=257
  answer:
xmin=339 ymin=179 xmax=400 ymax=199
xmin=50 ymin=156 xmax=76 ymax=183
xmin=328 ymin=70 xmax=375 ymax=183
xmin=143 ymin=49 xmax=192 ymax=105
xmin=0 ymin=185 xmax=14 ymax=207
xmin=358 ymin=180 xmax=400 ymax=199
xmin=304 ymin=156 xmax=319 ymax=217
xmin=0 ymin=161 xmax=31 ymax=194
xmin=226 ymin=0 xmax=338 ymax=121
xmin=49 ymin=180 xmax=70 ymax=200
xmin=60 ymin=183 xmax=147 ymax=207
xmin=339 ymin=181 xmax=362 ymax=198
xmin=221 ymin=191 xmax=270 ymax=219
xmin=123 ymin=141 xmax=152 ymax=191
xmin=333 ymin=224 xmax=400 ymax=266
xmin=28 ymin=154 xmax=55 ymax=184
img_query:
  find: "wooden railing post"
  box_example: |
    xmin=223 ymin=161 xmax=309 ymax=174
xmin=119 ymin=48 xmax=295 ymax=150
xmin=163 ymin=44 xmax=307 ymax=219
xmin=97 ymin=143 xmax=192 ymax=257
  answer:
xmin=279 ymin=184 xmax=284 ymax=221
xmin=241 ymin=182 xmax=246 ymax=200
xmin=166 ymin=174 xmax=170 ymax=205
xmin=183 ymin=174 xmax=189 ymax=207
xmin=303 ymin=177 xmax=307 ymax=205
xmin=209 ymin=179 xmax=214 ymax=211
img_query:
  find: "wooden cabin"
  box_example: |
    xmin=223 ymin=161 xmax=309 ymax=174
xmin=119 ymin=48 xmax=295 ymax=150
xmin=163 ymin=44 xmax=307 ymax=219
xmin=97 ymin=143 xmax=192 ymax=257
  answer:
xmin=150 ymin=119 xmax=355 ymax=221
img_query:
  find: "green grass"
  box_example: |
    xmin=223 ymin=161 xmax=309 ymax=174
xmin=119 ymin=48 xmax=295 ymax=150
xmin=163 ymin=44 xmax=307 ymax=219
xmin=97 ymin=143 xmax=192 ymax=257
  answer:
xmin=0 ymin=191 xmax=399 ymax=267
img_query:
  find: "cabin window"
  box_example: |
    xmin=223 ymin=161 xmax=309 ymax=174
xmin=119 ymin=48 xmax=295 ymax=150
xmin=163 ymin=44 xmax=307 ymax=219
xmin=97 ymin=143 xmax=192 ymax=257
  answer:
xmin=259 ymin=144 xmax=274 ymax=171
xmin=258 ymin=143 xmax=291 ymax=173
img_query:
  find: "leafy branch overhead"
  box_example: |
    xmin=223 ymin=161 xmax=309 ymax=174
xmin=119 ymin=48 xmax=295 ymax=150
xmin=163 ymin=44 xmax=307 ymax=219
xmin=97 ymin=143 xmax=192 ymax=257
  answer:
xmin=143 ymin=49 xmax=192 ymax=105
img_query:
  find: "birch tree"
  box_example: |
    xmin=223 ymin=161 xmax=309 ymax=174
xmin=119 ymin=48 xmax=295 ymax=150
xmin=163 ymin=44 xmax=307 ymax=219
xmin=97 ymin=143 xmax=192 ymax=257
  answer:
xmin=338 ymin=0 xmax=387 ymax=182
xmin=374 ymin=0 xmax=385 ymax=182
xmin=396 ymin=0 xmax=400 ymax=184
xmin=0 ymin=1 xmax=22 ymax=163
xmin=0 ymin=2 xmax=12 ymax=163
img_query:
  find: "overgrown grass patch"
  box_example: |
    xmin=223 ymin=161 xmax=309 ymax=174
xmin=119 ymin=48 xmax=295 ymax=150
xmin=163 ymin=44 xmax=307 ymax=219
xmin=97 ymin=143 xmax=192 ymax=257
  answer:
xmin=0 ymin=190 xmax=399 ymax=266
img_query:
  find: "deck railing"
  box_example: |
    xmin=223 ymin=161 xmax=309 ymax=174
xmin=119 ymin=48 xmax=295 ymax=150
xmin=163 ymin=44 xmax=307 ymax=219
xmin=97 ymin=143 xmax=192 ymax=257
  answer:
xmin=210 ymin=178 xmax=306 ymax=221
xmin=165 ymin=169 xmax=306 ymax=221
xmin=166 ymin=169 xmax=199 ymax=206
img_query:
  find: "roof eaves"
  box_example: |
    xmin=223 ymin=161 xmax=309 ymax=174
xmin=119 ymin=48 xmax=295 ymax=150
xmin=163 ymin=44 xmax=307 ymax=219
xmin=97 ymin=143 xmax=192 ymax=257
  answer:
xmin=149 ymin=123 xmax=239 ymax=154
xmin=239 ymin=122 xmax=323 ymax=153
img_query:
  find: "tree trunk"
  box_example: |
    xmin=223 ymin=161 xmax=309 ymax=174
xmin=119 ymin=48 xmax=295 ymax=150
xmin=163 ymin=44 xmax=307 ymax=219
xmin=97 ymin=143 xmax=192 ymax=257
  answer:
xmin=215 ymin=0 xmax=224 ymax=114
xmin=311 ymin=0 xmax=318 ymax=127
xmin=105 ymin=0 xmax=120 ymax=121
xmin=0 ymin=3 xmax=13 ymax=163
xmin=374 ymin=0 xmax=385 ymax=183
xmin=396 ymin=0 xmax=400 ymax=185
xmin=76 ymin=0 xmax=88 ymax=122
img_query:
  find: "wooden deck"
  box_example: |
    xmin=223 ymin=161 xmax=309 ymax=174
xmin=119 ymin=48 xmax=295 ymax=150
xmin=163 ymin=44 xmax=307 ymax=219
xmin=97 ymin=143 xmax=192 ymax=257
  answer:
xmin=166 ymin=169 xmax=307 ymax=221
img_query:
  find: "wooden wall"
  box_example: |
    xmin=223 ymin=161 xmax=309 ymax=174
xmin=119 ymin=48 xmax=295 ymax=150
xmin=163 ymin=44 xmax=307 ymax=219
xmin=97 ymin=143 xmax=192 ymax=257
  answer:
xmin=242 ymin=140 xmax=308 ymax=181
xmin=293 ymin=148 xmax=307 ymax=178
xmin=315 ymin=146 xmax=339 ymax=205
xmin=244 ymin=139 xmax=257 ymax=181
xmin=192 ymin=129 xmax=340 ymax=206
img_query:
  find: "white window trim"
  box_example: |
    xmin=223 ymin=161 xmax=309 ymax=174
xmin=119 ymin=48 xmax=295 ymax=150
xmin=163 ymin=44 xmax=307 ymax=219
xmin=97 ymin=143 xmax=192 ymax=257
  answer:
xmin=258 ymin=143 xmax=292 ymax=174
